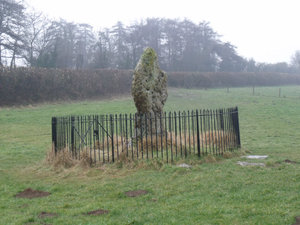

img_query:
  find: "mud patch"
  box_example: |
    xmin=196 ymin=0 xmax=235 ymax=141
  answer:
xmin=16 ymin=188 xmax=50 ymax=199
xmin=284 ymin=159 xmax=297 ymax=164
xmin=125 ymin=190 xmax=148 ymax=197
xmin=38 ymin=212 xmax=58 ymax=218
xmin=87 ymin=209 xmax=109 ymax=216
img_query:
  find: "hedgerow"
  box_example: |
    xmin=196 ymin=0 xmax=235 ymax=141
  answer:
xmin=0 ymin=68 xmax=299 ymax=106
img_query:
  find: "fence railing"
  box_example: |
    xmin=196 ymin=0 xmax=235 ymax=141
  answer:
xmin=51 ymin=107 xmax=241 ymax=164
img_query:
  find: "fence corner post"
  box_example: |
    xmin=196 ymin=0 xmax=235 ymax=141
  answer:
xmin=52 ymin=117 xmax=57 ymax=155
xmin=235 ymin=106 xmax=241 ymax=148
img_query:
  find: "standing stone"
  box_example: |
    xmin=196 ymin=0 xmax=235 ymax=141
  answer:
xmin=131 ymin=47 xmax=168 ymax=135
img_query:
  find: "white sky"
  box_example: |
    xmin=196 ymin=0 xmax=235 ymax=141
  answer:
xmin=25 ymin=0 xmax=300 ymax=64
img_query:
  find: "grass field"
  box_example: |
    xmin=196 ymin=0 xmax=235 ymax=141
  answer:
xmin=0 ymin=86 xmax=299 ymax=225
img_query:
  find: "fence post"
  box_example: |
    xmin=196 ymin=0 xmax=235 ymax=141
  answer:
xmin=110 ymin=115 xmax=115 ymax=163
xmin=235 ymin=107 xmax=241 ymax=148
xmin=52 ymin=117 xmax=57 ymax=155
xmin=196 ymin=110 xmax=201 ymax=157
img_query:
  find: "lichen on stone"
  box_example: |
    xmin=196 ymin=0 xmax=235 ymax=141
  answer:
xmin=131 ymin=47 xmax=168 ymax=135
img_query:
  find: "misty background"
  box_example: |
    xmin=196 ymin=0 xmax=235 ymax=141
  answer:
xmin=1 ymin=0 xmax=300 ymax=73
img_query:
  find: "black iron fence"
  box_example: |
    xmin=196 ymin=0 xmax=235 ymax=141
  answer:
xmin=51 ymin=107 xmax=241 ymax=163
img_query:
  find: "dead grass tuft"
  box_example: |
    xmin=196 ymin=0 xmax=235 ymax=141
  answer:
xmin=46 ymin=146 xmax=93 ymax=169
xmin=204 ymin=154 xmax=217 ymax=163
xmin=223 ymin=151 xmax=233 ymax=159
xmin=46 ymin=146 xmax=76 ymax=168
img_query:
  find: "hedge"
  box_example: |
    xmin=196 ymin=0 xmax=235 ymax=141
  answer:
xmin=0 ymin=68 xmax=299 ymax=106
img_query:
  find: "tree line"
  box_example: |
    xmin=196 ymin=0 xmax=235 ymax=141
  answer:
xmin=1 ymin=0 xmax=300 ymax=73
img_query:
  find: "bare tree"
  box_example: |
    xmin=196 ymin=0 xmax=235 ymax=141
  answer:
xmin=22 ymin=8 xmax=49 ymax=67
xmin=0 ymin=0 xmax=26 ymax=67
xmin=291 ymin=50 xmax=300 ymax=71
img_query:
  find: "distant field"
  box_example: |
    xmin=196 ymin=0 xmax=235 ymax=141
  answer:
xmin=0 ymin=86 xmax=299 ymax=225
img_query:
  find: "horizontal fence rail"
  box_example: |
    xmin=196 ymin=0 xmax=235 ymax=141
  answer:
xmin=51 ymin=107 xmax=241 ymax=164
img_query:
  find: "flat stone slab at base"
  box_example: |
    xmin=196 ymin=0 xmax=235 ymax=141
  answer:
xmin=237 ymin=161 xmax=265 ymax=167
xmin=177 ymin=163 xmax=192 ymax=168
xmin=243 ymin=155 xmax=268 ymax=159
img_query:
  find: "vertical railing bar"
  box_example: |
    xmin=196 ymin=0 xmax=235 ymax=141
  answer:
xmin=236 ymin=107 xmax=241 ymax=148
xmin=150 ymin=113 xmax=154 ymax=159
xmin=110 ymin=115 xmax=115 ymax=163
xmin=115 ymin=114 xmax=119 ymax=160
xmin=222 ymin=109 xmax=226 ymax=152
xmin=93 ymin=115 xmax=96 ymax=164
xmin=106 ymin=115 xmax=110 ymax=162
xmin=179 ymin=111 xmax=182 ymax=157
xmin=145 ymin=113 xmax=148 ymax=160
xmin=184 ymin=111 xmax=187 ymax=158
xmin=160 ymin=112 xmax=163 ymax=160
xmin=229 ymin=108 xmax=234 ymax=150
xmin=224 ymin=108 xmax=227 ymax=151
xmin=191 ymin=110 xmax=195 ymax=155
xmin=165 ymin=112 xmax=168 ymax=163
xmin=196 ymin=110 xmax=200 ymax=157
xmin=97 ymin=115 xmax=100 ymax=162
xmin=51 ymin=117 xmax=57 ymax=155
xmin=203 ymin=110 xmax=206 ymax=155
xmin=130 ymin=114 xmax=134 ymax=160
xmin=66 ymin=117 xmax=69 ymax=151
xmin=120 ymin=114 xmax=123 ymax=153
xmin=89 ymin=116 xmax=93 ymax=164
xmin=125 ymin=114 xmax=129 ymax=157
xmin=169 ymin=112 xmax=173 ymax=162
xmin=155 ymin=113 xmax=158 ymax=158
xmin=216 ymin=110 xmax=221 ymax=154
xmin=188 ymin=110 xmax=191 ymax=154
xmin=135 ymin=113 xmax=139 ymax=160
xmin=140 ymin=113 xmax=144 ymax=159
xmin=208 ymin=110 xmax=212 ymax=154
xmin=100 ymin=116 xmax=105 ymax=163
xmin=213 ymin=110 xmax=218 ymax=155
xmin=174 ymin=111 xmax=178 ymax=158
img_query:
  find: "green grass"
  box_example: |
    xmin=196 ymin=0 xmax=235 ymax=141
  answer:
xmin=0 ymin=86 xmax=300 ymax=225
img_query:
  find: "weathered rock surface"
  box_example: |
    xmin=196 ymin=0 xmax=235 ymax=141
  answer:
xmin=131 ymin=48 xmax=168 ymax=135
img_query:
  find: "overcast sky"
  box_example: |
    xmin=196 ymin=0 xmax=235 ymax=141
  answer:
xmin=25 ymin=0 xmax=300 ymax=64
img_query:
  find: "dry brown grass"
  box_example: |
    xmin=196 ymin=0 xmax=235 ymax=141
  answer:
xmin=50 ymin=130 xmax=238 ymax=165
xmin=46 ymin=145 xmax=93 ymax=168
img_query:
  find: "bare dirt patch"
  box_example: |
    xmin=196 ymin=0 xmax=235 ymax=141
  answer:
xmin=86 ymin=209 xmax=109 ymax=216
xmin=16 ymin=188 xmax=50 ymax=199
xmin=125 ymin=190 xmax=148 ymax=197
xmin=284 ymin=159 xmax=297 ymax=164
xmin=38 ymin=212 xmax=58 ymax=218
